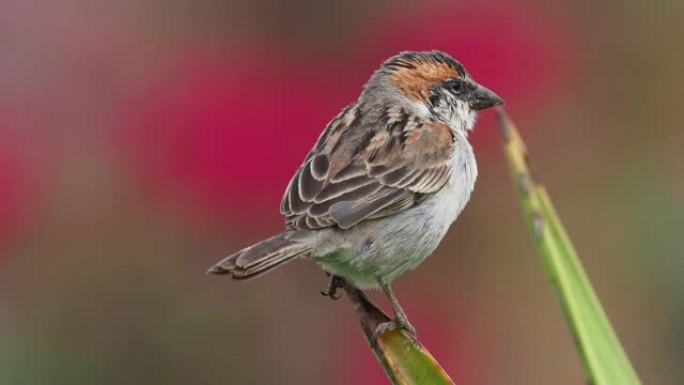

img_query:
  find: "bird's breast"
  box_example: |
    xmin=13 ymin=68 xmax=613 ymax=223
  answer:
xmin=440 ymin=137 xmax=478 ymax=222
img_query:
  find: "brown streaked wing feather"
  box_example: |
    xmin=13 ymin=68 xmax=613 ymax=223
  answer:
xmin=309 ymin=154 xmax=330 ymax=180
xmin=314 ymin=175 xmax=376 ymax=203
xmin=366 ymin=191 xmax=419 ymax=220
xmin=331 ymin=163 xmax=367 ymax=182
xmin=280 ymin=111 xmax=454 ymax=231
xmin=298 ymin=161 xmax=325 ymax=201
xmin=285 ymin=169 xmax=308 ymax=214
xmin=328 ymin=189 xmax=406 ymax=229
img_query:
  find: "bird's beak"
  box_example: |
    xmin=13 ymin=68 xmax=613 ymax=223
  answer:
xmin=468 ymin=84 xmax=504 ymax=110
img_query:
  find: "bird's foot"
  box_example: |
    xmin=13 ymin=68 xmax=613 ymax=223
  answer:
xmin=320 ymin=275 xmax=343 ymax=300
xmin=371 ymin=318 xmax=417 ymax=347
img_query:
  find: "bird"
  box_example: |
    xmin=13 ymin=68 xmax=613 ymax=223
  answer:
xmin=208 ymin=50 xmax=503 ymax=336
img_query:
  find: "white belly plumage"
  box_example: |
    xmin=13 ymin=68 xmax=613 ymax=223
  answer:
xmin=308 ymin=137 xmax=477 ymax=289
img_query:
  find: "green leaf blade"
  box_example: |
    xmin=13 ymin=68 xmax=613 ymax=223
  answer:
xmin=496 ymin=108 xmax=641 ymax=385
xmin=378 ymin=330 xmax=455 ymax=385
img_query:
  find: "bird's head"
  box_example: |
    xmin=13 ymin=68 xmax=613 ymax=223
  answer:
xmin=365 ymin=51 xmax=503 ymax=135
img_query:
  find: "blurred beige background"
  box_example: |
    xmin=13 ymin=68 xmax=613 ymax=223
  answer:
xmin=1 ymin=0 xmax=682 ymax=384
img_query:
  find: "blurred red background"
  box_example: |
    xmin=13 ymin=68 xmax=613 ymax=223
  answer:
xmin=1 ymin=0 xmax=682 ymax=384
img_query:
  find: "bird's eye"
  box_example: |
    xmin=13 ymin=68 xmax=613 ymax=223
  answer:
xmin=448 ymin=79 xmax=464 ymax=93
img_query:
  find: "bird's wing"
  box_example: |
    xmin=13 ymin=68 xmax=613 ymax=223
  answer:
xmin=280 ymin=107 xmax=455 ymax=231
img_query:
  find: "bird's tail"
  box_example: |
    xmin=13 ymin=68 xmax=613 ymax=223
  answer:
xmin=207 ymin=233 xmax=309 ymax=280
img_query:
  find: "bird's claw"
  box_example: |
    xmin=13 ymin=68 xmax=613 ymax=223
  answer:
xmin=371 ymin=319 xmax=417 ymax=347
xmin=321 ymin=275 xmax=343 ymax=300
xmin=320 ymin=289 xmax=342 ymax=300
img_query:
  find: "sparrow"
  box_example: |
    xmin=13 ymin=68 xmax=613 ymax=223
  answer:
xmin=208 ymin=51 xmax=503 ymax=336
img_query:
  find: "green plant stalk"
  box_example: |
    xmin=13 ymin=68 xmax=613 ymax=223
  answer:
xmin=496 ymin=108 xmax=641 ymax=384
xmin=342 ymin=283 xmax=456 ymax=385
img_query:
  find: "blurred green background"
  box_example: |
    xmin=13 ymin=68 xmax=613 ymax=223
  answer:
xmin=1 ymin=0 xmax=682 ymax=384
